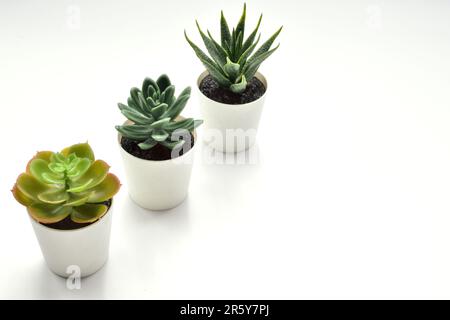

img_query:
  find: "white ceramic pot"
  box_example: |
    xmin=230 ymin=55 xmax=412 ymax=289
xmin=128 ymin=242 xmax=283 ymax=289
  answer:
xmin=197 ymin=70 xmax=267 ymax=153
xmin=118 ymin=126 xmax=196 ymax=211
xmin=29 ymin=203 xmax=113 ymax=278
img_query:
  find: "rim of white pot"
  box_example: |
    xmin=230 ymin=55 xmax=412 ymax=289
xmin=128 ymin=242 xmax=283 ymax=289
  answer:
xmin=27 ymin=199 xmax=114 ymax=233
xmin=117 ymin=117 xmax=197 ymax=164
xmin=196 ymin=70 xmax=268 ymax=107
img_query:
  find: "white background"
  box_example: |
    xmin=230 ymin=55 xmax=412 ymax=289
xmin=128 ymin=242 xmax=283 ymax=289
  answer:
xmin=1 ymin=0 xmax=450 ymax=299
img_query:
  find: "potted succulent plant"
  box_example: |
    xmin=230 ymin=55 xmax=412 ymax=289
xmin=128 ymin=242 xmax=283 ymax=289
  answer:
xmin=11 ymin=143 xmax=121 ymax=278
xmin=185 ymin=3 xmax=282 ymax=152
xmin=116 ymin=74 xmax=203 ymax=210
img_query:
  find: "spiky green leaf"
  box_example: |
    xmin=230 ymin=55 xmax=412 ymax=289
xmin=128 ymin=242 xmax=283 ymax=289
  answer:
xmin=220 ymin=10 xmax=231 ymax=47
xmin=244 ymin=44 xmax=280 ymax=80
xmin=248 ymin=26 xmax=282 ymax=65
xmin=235 ymin=3 xmax=246 ymax=43
xmin=242 ymin=14 xmax=262 ymax=53
xmin=196 ymin=21 xmax=227 ymax=67
xmin=184 ymin=31 xmax=231 ymax=87
xmin=238 ymin=34 xmax=260 ymax=66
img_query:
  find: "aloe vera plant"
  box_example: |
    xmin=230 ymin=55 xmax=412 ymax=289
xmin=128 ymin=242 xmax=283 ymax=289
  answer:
xmin=116 ymin=74 xmax=203 ymax=150
xmin=12 ymin=143 xmax=121 ymax=224
xmin=185 ymin=3 xmax=282 ymax=94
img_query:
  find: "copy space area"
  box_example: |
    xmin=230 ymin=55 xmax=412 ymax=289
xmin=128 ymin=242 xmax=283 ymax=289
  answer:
xmin=1 ymin=0 xmax=450 ymax=299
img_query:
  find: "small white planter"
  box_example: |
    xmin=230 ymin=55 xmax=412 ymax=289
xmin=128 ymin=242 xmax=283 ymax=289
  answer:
xmin=118 ymin=125 xmax=196 ymax=211
xmin=29 ymin=203 xmax=113 ymax=278
xmin=197 ymin=70 xmax=267 ymax=153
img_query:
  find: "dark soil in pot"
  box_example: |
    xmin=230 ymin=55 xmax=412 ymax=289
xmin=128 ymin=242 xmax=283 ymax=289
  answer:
xmin=199 ymin=75 xmax=266 ymax=104
xmin=121 ymin=132 xmax=195 ymax=161
xmin=43 ymin=199 xmax=112 ymax=231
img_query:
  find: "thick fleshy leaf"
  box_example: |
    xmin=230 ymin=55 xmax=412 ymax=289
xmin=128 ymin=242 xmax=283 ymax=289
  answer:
xmin=220 ymin=10 xmax=231 ymax=48
xmin=244 ymin=44 xmax=280 ymax=81
xmin=185 ymin=31 xmax=231 ymax=87
xmin=223 ymin=57 xmax=241 ymax=82
xmin=160 ymin=85 xmax=175 ymax=105
xmin=142 ymin=77 xmax=158 ymax=98
xmin=67 ymin=158 xmax=92 ymax=180
xmin=235 ymin=3 xmax=246 ymax=45
xmin=156 ymin=74 xmax=171 ymax=92
xmin=150 ymin=117 xmax=171 ymax=129
xmin=146 ymin=86 xmax=156 ymax=103
xmin=179 ymin=87 xmax=191 ymax=98
xmin=247 ymin=26 xmax=282 ymax=65
xmin=138 ymin=137 xmax=158 ymax=150
xmin=127 ymin=97 xmax=139 ymax=110
xmin=29 ymin=159 xmax=65 ymax=185
xmin=168 ymin=94 xmax=176 ymax=107
xmin=116 ymin=125 xmax=152 ymax=140
xmin=64 ymin=193 xmax=91 ymax=206
xmin=166 ymin=118 xmax=203 ymax=134
xmin=163 ymin=94 xmax=189 ymax=120
xmin=12 ymin=184 xmax=34 ymax=206
xmin=37 ymin=189 xmax=69 ymax=204
xmin=28 ymin=204 xmax=72 ymax=224
xmin=83 ymin=173 xmax=121 ymax=203
xmin=193 ymin=119 xmax=204 ymax=130
xmin=16 ymin=173 xmax=56 ymax=201
xmin=119 ymin=103 xmax=154 ymax=124
xmin=61 ymin=143 xmax=95 ymax=161
xmin=223 ymin=40 xmax=232 ymax=58
xmin=151 ymin=129 xmax=169 ymax=142
xmin=137 ymin=92 xmax=148 ymax=111
xmin=165 ymin=118 xmax=194 ymax=131
xmin=207 ymin=30 xmax=229 ymax=64
xmin=130 ymin=87 xmax=145 ymax=113
xmin=230 ymin=28 xmax=236 ymax=60
xmin=234 ymin=31 xmax=243 ymax=58
xmin=146 ymin=96 xmax=158 ymax=109
xmin=71 ymin=203 xmax=109 ymax=223
xmin=238 ymin=34 xmax=260 ymax=66
xmin=66 ymin=153 xmax=78 ymax=170
xmin=196 ymin=21 xmax=227 ymax=67
xmin=151 ymin=103 xmax=168 ymax=119
xmin=242 ymin=14 xmax=262 ymax=53
xmin=67 ymin=160 xmax=110 ymax=192
xmin=230 ymin=75 xmax=248 ymax=94
xmin=26 ymin=151 xmax=54 ymax=173
xmin=48 ymin=162 xmax=65 ymax=173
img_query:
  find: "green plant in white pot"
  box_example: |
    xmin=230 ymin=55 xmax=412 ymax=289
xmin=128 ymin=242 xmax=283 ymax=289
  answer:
xmin=116 ymin=74 xmax=203 ymax=210
xmin=11 ymin=143 xmax=121 ymax=277
xmin=185 ymin=3 xmax=282 ymax=152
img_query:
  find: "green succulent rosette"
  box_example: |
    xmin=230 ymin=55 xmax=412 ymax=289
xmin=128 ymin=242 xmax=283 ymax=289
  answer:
xmin=185 ymin=3 xmax=282 ymax=93
xmin=116 ymin=74 xmax=203 ymax=150
xmin=12 ymin=143 xmax=121 ymax=224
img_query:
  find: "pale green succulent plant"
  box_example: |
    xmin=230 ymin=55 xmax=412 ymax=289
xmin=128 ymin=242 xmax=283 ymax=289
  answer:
xmin=185 ymin=3 xmax=282 ymax=94
xmin=116 ymin=74 xmax=203 ymax=150
xmin=12 ymin=143 xmax=121 ymax=224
